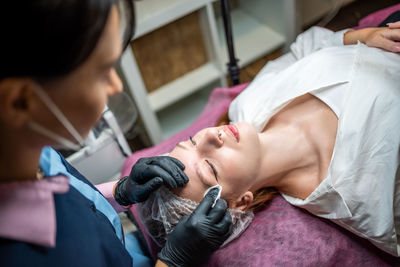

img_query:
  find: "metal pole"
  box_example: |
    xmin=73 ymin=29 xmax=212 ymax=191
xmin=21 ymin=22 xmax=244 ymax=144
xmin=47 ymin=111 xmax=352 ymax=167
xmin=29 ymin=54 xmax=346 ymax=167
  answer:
xmin=220 ymin=0 xmax=240 ymax=85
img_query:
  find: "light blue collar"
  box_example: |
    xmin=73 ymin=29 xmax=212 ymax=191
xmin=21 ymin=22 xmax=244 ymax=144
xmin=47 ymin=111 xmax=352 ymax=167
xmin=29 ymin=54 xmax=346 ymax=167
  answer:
xmin=39 ymin=147 xmax=123 ymax=242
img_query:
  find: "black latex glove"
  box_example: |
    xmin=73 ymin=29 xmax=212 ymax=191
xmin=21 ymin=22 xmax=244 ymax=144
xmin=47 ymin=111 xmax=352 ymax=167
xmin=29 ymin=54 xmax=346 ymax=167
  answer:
xmin=158 ymin=188 xmax=233 ymax=267
xmin=114 ymin=156 xmax=189 ymax=205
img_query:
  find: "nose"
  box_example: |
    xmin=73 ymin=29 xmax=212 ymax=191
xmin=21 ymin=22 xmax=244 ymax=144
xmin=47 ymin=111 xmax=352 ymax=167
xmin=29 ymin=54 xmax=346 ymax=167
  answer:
xmin=198 ymin=128 xmax=223 ymax=153
xmin=107 ymin=68 xmax=123 ymax=97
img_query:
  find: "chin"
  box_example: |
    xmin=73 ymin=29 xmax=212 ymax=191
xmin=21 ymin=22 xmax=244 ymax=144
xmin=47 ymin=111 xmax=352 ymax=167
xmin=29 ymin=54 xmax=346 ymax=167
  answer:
xmin=236 ymin=121 xmax=259 ymax=143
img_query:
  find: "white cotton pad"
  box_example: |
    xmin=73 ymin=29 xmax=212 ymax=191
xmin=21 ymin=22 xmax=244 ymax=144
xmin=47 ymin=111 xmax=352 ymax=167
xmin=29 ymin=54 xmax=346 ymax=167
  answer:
xmin=203 ymin=184 xmax=222 ymax=208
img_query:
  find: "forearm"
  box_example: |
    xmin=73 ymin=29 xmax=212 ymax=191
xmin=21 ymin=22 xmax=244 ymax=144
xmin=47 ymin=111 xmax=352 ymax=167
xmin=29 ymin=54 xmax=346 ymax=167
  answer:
xmin=343 ymin=28 xmax=376 ymax=45
xmin=155 ymin=260 xmax=169 ymax=267
xmin=95 ymin=180 xmax=130 ymax=213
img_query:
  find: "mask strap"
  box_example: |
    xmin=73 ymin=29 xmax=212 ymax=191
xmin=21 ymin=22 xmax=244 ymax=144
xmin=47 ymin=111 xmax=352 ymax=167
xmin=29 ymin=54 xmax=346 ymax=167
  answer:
xmin=28 ymin=121 xmax=82 ymax=151
xmin=32 ymin=85 xmax=85 ymax=146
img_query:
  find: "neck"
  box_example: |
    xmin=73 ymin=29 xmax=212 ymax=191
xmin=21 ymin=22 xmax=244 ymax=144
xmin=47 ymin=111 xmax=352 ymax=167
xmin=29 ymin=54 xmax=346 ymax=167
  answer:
xmin=250 ymin=124 xmax=317 ymax=193
xmin=0 ymin=128 xmax=43 ymax=183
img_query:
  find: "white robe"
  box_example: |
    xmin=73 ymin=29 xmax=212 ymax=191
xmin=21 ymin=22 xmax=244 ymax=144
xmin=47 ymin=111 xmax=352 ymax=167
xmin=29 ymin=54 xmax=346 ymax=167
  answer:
xmin=229 ymin=27 xmax=400 ymax=256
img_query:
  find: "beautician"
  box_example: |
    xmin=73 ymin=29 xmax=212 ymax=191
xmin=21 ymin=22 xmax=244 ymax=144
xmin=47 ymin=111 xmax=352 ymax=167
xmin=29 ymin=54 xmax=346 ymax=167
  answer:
xmin=0 ymin=0 xmax=232 ymax=266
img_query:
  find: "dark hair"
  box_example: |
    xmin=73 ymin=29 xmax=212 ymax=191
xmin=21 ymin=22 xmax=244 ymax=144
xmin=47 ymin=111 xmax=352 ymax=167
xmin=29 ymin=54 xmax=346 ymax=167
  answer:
xmin=0 ymin=0 xmax=135 ymax=81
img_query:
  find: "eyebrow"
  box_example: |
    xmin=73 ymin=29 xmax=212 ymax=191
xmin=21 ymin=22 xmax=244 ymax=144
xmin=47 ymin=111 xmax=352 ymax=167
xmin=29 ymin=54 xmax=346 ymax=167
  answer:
xmin=208 ymin=160 xmax=219 ymax=182
xmin=176 ymin=142 xmax=188 ymax=150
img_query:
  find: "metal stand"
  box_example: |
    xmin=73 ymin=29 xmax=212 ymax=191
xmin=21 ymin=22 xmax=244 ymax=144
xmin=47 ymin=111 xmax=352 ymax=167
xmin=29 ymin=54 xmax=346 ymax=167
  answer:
xmin=220 ymin=0 xmax=240 ymax=85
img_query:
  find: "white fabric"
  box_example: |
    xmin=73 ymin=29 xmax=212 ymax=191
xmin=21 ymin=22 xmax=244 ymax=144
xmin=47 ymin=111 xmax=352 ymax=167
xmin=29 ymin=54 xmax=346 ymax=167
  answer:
xmin=137 ymin=186 xmax=254 ymax=247
xmin=311 ymin=84 xmax=345 ymax=118
xmin=229 ymin=27 xmax=400 ymax=256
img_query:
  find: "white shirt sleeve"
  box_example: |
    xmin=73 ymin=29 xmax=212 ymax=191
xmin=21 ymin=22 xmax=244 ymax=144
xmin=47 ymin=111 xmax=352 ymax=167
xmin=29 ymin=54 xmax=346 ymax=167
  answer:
xmin=290 ymin=26 xmax=350 ymax=60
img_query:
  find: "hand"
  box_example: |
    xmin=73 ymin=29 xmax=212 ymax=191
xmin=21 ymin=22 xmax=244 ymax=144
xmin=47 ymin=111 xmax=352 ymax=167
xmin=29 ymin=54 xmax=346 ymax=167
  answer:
xmin=387 ymin=21 xmax=400 ymax=29
xmin=114 ymin=156 xmax=189 ymax=205
xmin=344 ymin=24 xmax=400 ymax=53
xmin=158 ymin=188 xmax=233 ymax=267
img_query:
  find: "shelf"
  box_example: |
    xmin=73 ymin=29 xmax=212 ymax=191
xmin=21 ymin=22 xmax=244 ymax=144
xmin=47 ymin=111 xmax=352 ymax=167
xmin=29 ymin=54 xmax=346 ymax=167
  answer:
xmin=217 ymin=9 xmax=286 ymax=68
xmin=148 ymin=62 xmax=221 ymax=112
xmin=135 ymin=0 xmax=212 ymax=38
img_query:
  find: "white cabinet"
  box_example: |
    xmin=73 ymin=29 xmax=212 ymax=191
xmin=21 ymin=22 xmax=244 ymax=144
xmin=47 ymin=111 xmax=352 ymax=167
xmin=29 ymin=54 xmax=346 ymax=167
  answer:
xmin=119 ymin=0 xmax=297 ymax=144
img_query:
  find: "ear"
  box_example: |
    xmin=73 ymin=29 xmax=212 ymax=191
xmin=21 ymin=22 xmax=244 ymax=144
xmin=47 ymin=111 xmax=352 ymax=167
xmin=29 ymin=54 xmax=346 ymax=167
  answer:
xmin=231 ymin=191 xmax=254 ymax=211
xmin=0 ymin=78 xmax=36 ymax=128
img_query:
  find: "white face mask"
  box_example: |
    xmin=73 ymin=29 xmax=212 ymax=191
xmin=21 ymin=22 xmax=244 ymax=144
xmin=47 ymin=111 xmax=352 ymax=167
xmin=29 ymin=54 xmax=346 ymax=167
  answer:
xmin=28 ymin=85 xmax=86 ymax=151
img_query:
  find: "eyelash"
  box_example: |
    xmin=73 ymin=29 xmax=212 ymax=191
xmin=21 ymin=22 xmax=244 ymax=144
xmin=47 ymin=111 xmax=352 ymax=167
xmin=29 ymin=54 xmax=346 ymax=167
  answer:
xmin=206 ymin=159 xmax=218 ymax=181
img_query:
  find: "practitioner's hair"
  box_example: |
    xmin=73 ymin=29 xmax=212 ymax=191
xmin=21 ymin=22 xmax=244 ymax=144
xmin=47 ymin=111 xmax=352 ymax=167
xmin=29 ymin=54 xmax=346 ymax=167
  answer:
xmin=0 ymin=0 xmax=135 ymax=81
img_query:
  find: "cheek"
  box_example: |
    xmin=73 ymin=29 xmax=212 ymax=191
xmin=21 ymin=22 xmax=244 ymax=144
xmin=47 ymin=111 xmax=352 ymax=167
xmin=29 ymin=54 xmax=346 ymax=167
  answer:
xmin=218 ymin=151 xmax=258 ymax=198
xmin=173 ymin=177 xmax=206 ymax=203
xmin=73 ymin=85 xmax=108 ymax=134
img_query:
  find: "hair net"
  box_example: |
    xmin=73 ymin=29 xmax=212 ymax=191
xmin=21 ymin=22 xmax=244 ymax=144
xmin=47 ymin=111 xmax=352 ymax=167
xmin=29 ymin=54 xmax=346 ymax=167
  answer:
xmin=138 ymin=186 xmax=254 ymax=247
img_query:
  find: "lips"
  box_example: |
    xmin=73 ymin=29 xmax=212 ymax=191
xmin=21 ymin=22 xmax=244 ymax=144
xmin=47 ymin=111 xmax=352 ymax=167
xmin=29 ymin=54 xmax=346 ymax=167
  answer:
xmin=224 ymin=124 xmax=239 ymax=142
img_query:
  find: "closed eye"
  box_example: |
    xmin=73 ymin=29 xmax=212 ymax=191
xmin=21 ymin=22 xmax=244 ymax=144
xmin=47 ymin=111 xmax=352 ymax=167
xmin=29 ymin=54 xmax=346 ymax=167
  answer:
xmin=205 ymin=159 xmax=218 ymax=182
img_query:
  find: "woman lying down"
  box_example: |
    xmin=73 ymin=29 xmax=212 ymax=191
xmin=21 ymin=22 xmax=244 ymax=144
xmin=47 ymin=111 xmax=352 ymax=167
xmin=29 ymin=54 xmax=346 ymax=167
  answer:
xmin=138 ymin=23 xmax=400 ymax=256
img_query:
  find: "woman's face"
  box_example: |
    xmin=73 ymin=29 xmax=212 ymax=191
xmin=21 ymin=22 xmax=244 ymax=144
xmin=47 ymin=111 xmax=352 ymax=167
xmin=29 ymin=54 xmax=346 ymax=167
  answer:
xmin=170 ymin=122 xmax=262 ymax=207
xmin=33 ymin=5 xmax=123 ymax=140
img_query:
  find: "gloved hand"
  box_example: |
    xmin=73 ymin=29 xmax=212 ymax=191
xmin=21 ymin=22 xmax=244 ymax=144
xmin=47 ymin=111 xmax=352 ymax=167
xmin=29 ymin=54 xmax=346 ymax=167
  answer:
xmin=158 ymin=188 xmax=233 ymax=267
xmin=114 ymin=156 xmax=189 ymax=205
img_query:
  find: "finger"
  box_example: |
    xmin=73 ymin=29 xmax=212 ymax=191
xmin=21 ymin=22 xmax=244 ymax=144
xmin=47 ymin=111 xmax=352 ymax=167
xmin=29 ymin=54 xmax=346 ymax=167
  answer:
xmin=168 ymin=157 xmax=185 ymax=170
xmin=206 ymin=187 xmax=221 ymax=201
xmin=383 ymin=29 xmax=400 ymax=42
xmin=192 ymin=193 xmax=214 ymax=216
xmin=388 ymin=21 xmax=400 ymax=29
xmin=369 ymin=36 xmax=399 ymax=53
xmin=130 ymin=162 xmax=175 ymax=187
xmin=158 ymin=156 xmax=189 ymax=184
xmin=156 ymin=167 xmax=178 ymax=188
xmin=176 ymin=215 xmax=190 ymax=229
xmin=144 ymin=164 xmax=178 ymax=188
xmin=129 ymin=157 xmax=156 ymax=183
xmin=214 ymin=211 xmax=233 ymax=238
xmin=140 ymin=177 xmax=163 ymax=194
xmin=208 ymin=199 xmax=228 ymax=224
xmin=151 ymin=157 xmax=189 ymax=185
xmin=132 ymin=157 xmax=180 ymax=188
xmin=382 ymin=30 xmax=400 ymax=52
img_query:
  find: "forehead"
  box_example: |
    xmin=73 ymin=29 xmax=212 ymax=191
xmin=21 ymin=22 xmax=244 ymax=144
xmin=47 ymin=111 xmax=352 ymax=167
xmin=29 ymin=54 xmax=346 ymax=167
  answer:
xmin=90 ymin=6 xmax=122 ymax=65
xmin=171 ymin=142 xmax=203 ymax=183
